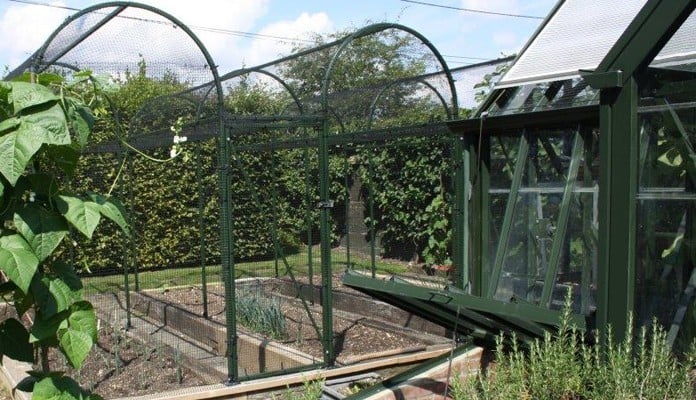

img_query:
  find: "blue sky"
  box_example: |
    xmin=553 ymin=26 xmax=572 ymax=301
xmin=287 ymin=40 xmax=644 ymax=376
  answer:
xmin=0 ymin=0 xmax=557 ymax=75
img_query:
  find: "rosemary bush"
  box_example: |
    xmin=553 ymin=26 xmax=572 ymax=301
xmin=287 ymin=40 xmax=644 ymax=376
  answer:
xmin=452 ymin=293 xmax=696 ymax=400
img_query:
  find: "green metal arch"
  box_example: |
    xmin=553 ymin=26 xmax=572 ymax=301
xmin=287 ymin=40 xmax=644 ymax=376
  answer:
xmin=241 ymin=69 xmax=306 ymax=115
xmin=320 ymin=22 xmax=459 ymax=123
xmin=26 ymin=1 xmax=221 ymax=93
xmin=367 ymin=78 xmax=452 ymax=129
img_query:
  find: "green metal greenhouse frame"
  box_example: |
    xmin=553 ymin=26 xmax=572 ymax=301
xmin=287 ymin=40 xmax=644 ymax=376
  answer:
xmin=345 ymin=0 xmax=696 ymax=353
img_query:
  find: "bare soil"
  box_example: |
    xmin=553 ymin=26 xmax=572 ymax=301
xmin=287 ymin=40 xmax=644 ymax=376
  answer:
xmin=49 ymin=325 xmax=208 ymax=399
xmin=0 ymin=303 xmax=207 ymax=400
xmin=147 ymin=283 xmax=428 ymax=361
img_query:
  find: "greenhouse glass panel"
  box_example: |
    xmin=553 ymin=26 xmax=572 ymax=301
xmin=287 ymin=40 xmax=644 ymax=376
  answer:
xmin=636 ymin=64 xmax=696 ymax=347
xmin=488 ymin=130 xmax=598 ymax=313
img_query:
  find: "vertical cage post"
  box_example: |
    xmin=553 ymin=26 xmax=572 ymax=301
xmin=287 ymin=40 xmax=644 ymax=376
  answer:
xmin=220 ymin=127 xmax=239 ymax=384
xmin=195 ymin=141 xmax=209 ymax=318
xmin=119 ymin=149 xmax=132 ymax=329
xmin=304 ymin=146 xmax=314 ymax=287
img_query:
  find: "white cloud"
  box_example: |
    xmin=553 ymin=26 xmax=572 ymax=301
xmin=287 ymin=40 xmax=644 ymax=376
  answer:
xmin=0 ymin=2 xmax=71 ymax=70
xmin=138 ymin=0 xmax=270 ymax=72
xmin=244 ymin=12 xmax=334 ymax=67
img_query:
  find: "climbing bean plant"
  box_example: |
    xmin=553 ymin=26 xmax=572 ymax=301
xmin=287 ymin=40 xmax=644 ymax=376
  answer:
xmin=0 ymin=72 xmax=129 ymax=400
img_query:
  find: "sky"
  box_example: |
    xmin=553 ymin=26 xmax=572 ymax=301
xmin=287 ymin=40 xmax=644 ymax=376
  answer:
xmin=0 ymin=0 xmax=558 ymax=77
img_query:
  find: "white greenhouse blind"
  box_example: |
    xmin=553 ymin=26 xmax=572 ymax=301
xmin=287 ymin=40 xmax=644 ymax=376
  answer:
xmin=497 ymin=0 xmax=648 ymax=88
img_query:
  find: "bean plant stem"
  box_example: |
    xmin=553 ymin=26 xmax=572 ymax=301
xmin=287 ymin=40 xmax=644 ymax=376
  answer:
xmin=40 ymin=345 xmax=50 ymax=373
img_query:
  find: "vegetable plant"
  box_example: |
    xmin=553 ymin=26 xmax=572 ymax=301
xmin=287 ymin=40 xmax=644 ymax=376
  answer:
xmin=0 ymin=72 xmax=130 ymax=400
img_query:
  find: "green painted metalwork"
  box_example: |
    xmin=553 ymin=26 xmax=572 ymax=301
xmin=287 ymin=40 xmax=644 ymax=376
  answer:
xmin=540 ymin=130 xmax=584 ymax=307
xmin=368 ymin=146 xmax=377 ymax=278
xmin=474 ymin=134 xmax=490 ymax=297
xmin=581 ymin=132 xmax=595 ymax=315
xmin=316 ymin=22 xmax=459 ymax=364
xmin=596 ymin=2 xmax=694 ymax=87
xmin=596 ymin=77 xmax=639 ymax=343
xmin=367 ymin=78 xmax=453 ymax=125
xmin=318 ymin=115 xmax=335 ymax=366
xmin=526 ymin=156 xmax=538 ymax=303
xmin=304 ymin=146 xmax=314 ymax=288
xmin=343 ymin=270 xmax=586 ymax=329
xmin=454 ymin=135 xmax=470 ymax=290
xmin=488 ymin=133 xmax=530 ymax=298
xmin=366 ymin=277 xmax=538 ymax=341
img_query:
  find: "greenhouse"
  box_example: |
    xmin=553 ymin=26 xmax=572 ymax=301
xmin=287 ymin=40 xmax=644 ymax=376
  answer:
xmin=1 ymin=0 xmax=695 ymax=399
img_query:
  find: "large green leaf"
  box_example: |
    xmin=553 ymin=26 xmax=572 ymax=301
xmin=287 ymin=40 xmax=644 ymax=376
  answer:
xmin=32 ymin=376 xmax=85 ymax=400
xmin=20 ymin=102 xmax=71 ymax=145
xmin=88 ymin=193 xmax=131 ymax=236
xmin=48 ymin=278 xmax=77 ymax=314
xmin=65 ymin=98 xmax=94 ymax=149
xmin=0 ymin=318 xmax=33 ymax=362
xmin=51 ymin=261 xmax=82 ymax=292
xmin=15 ymin=206 xmax=69 ymax=262
xmin=0 ymin=234 xmax=39 ymax=293
xmin=0 ymin=128 xmax=43 ymax=185
xmin=32 ymin=275 xmax=79 ymax=316
xmin=10 ymin=82 xmax=59 ymax=114
xmin=0 ymin=116 xmax=19 ymax=133
xmin=55 ymin=196 xmax=101 ymax=238
xmin=68 ymin=301 xmax=97 ymax=342
xmin=30 ymin=310 xmax=68 ymax=344
xmin=59 ymin=329 xmax=92 ymax=369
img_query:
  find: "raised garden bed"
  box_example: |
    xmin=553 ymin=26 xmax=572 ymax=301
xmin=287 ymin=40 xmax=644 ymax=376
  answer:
xmin=132 ymin=277 xmax=451 ymax=368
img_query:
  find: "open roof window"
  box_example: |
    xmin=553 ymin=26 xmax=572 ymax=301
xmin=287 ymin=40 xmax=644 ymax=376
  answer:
xmin=496 ymin=0 xmax=696 ymax=89
xmin=481 ymin=0 xmax=696 ymax=117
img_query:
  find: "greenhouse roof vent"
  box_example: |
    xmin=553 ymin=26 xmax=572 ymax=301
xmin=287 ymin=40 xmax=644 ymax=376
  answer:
xmin=496 ymin=0 xmax=696 ymax=89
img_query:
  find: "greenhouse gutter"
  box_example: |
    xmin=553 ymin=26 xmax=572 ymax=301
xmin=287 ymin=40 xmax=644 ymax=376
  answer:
xmin=448 ymin=105 xmax=598 ymax=135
